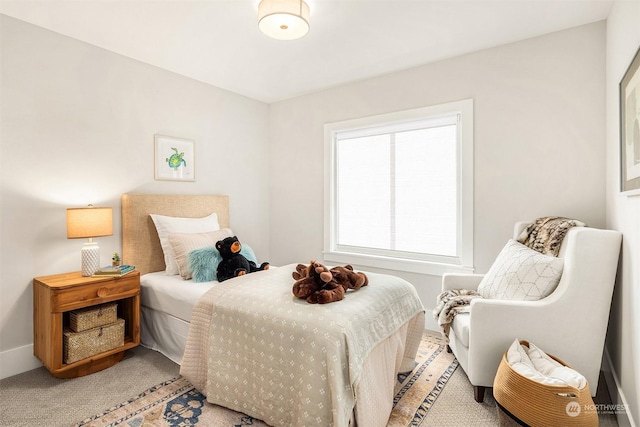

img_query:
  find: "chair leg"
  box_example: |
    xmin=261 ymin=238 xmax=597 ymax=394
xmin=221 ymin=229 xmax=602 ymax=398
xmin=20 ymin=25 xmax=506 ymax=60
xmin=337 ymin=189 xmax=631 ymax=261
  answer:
xmin=474 ymin=386 xmax=485 ymax=403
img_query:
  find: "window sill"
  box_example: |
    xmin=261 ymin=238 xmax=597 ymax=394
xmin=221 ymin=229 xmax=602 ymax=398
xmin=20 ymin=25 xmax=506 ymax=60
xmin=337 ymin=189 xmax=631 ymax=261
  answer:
xmin=323 ymin=251 xmax=474 ymax=277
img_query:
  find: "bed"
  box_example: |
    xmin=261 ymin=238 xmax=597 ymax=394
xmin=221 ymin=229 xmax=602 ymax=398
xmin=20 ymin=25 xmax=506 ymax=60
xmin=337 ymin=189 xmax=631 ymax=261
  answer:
xmin=121 ymin=193 xmax=426 ymax=427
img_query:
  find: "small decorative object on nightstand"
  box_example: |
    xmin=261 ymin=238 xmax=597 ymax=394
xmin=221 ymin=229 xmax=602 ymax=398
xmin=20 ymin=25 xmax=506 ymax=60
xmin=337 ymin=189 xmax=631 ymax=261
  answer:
xmin=112 ymin=252 xmax=121 ymax=267
xmin=33 ymin=270 xmax=140 ymax=378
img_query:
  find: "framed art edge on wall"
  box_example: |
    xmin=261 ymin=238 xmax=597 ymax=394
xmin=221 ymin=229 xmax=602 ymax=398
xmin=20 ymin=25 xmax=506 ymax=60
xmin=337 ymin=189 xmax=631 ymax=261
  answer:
xmin=154 ymin=134 xmax=195 ymax=182
xmin=619 ymin=45 xmax=640 ymax=195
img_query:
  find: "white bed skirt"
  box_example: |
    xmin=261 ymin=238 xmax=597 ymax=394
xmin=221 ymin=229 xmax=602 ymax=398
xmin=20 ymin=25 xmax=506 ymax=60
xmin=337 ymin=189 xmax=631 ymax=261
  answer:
xmin=353 ymin=313 xmax=425 ymax=427
xmin=140 ymin=306 xmax=190 ymax=365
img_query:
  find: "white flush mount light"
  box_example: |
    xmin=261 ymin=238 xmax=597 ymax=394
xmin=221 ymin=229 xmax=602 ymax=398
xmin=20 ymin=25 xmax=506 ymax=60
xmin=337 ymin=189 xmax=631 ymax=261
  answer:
xmin=258 ymin=0 xmax=310 ymax=40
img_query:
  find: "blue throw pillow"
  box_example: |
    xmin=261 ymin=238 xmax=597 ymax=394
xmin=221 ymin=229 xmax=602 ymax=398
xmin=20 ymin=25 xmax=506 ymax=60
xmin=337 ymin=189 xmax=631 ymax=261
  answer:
xmin=188 ymin=244 xmax=258 ymax=283
xmin=188 ymin=246 xmax=221 ymax=283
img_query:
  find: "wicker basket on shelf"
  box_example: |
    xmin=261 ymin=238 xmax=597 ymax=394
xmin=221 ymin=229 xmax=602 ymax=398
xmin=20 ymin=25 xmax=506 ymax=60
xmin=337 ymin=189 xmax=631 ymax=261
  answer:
xmin=69 ymin=302 xmax=118 ymax=332
xmin=493 ymin=340 xmax=598 ymax=427
xmin=63 ymin=318 xmax=124 ymax=364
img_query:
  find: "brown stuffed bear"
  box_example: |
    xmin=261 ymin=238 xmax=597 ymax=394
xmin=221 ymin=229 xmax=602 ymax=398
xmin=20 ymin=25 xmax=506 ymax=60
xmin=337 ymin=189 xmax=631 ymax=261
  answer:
xmin=292 ymin=263 xmax=310 ymax=281
xmin=330 ymin=264 xmax=368 ymax=291
xmin=307 ymin=272 xmax=346 ymax=304
xmin=292 ymin=261 xmax=368 ymax=304
xmin=292 ymin=261 xmax=333 ymax=302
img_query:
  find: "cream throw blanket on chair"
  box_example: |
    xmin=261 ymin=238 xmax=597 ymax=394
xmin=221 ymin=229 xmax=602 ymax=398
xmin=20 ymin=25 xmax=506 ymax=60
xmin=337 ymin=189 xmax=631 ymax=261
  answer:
xmin=516 ymin=216 xmax=586 ymax=256
xmin=434 ymin=289 xmax=482 ymax=340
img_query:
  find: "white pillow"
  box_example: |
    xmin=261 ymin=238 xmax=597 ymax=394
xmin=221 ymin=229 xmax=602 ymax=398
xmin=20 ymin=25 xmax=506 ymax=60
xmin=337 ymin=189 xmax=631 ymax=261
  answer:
xmin=168 ymin=228 xmax=233 ymax=280
xmin=477 ymin=240 xmax=564 ymax=301
xmin=506 ymin=339 xmax=575 ymax=387
xmin=527 ymin=342 xmax=586 ymax=389
xmin=506 ymin=338 xmax=536 ymax=370
xmin=150 ymin=212 xmax=220 ymax=275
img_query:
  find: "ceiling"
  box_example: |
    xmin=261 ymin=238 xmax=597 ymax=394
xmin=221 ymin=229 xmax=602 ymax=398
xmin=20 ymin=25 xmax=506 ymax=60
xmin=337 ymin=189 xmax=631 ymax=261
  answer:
xmin=0 ymin=0 xmax=612 ymax=103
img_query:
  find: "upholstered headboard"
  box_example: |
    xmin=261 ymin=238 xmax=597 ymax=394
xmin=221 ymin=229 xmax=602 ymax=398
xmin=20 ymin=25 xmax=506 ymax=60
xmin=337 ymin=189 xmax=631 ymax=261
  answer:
xmin=121 ymin=194 xmax=230 ymax=275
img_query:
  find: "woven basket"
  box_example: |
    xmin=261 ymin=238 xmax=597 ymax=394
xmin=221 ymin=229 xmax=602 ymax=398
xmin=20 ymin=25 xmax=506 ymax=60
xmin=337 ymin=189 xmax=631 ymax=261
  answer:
xmin=69 ymin=303 xmax=118 ymax=332
xmin=63 ymin=318 xmax=124 ymax=364
xmin=493 ymin=340 xmax=598 ymax=427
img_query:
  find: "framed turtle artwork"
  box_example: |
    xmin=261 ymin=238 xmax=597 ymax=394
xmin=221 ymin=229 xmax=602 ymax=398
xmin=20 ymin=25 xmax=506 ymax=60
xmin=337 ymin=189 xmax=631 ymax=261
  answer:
xmin=154 ymin=134 xmax=195 ymax=182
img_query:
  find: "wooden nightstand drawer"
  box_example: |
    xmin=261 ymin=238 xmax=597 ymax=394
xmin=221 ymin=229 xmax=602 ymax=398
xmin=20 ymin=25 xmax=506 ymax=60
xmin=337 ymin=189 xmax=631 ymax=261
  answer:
xmin=51 ymin=275 xmax=139 ymax=312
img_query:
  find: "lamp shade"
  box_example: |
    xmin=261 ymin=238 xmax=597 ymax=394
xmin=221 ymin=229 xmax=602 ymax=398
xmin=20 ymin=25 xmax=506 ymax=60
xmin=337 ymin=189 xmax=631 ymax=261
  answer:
xmin=66 ymin=206 xmax=113 ymax=239
xmin=258 ymin=0 xmax=310 ymax=40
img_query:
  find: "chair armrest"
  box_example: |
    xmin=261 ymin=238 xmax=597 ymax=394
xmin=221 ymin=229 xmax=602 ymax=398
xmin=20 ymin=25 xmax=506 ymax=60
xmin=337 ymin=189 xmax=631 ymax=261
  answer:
xmin=469 ymin=297 xmax=558 ymax=337
xmin=463 ymin=297 xmax=563 ymax=387
xmin=442 ymin=273 xmax=485 ymax=291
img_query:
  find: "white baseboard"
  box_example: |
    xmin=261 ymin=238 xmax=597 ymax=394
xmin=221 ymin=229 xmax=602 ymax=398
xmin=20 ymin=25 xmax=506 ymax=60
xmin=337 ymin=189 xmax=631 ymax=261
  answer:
xmin=603 ymin=348 xmax=637 ymax=427
xmin=0 ymin=344 xmax=42 ymax=380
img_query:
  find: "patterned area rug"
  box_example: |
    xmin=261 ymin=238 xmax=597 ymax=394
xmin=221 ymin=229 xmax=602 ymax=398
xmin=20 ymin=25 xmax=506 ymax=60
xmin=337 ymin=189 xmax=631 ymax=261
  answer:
xmin=73 ymin=332 xmax=457 ymax=427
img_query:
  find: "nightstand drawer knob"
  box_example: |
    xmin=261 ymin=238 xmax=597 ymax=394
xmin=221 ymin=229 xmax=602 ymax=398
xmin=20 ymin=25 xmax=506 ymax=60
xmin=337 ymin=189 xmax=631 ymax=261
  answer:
xmin=97 ymin=287 xmax=110 ymax=297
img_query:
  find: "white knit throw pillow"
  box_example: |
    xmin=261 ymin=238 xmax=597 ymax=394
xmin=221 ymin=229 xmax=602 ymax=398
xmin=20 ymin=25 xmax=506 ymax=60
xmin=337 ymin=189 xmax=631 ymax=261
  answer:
xmin=477 ymin=240 xmax=564 ymax=301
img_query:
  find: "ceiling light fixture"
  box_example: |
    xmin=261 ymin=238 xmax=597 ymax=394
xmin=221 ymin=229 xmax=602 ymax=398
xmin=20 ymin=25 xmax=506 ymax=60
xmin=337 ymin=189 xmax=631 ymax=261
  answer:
xmin=258 ymin=0 xmax=310 ymax=41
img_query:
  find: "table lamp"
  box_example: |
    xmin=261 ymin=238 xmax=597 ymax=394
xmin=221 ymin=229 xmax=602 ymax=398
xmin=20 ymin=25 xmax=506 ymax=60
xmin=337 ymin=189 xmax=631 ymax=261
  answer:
xmin=67 ymin=205 xmax=113 ymax=276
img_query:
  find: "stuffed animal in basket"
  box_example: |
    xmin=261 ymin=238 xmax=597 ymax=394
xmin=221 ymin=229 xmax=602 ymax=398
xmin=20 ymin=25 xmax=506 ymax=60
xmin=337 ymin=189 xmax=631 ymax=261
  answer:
xmin=292 ymin=261 xmax=368 ymax=304
xmin=216 ymin=236 xmax=269 ymax=282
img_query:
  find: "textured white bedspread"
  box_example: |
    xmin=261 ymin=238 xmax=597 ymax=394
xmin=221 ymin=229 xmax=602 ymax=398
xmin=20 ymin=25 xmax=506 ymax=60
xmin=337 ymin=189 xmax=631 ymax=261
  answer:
xmin=180 ymin=264 xmax=424 ymax=427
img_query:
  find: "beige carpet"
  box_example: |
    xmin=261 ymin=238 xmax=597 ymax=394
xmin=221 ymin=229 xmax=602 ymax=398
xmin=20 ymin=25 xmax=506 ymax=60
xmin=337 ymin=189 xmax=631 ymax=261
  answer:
xmin=72 ymin=332 xmax=458 ymax=427
xmin=0 ymin=330 xmax=619 ymax=427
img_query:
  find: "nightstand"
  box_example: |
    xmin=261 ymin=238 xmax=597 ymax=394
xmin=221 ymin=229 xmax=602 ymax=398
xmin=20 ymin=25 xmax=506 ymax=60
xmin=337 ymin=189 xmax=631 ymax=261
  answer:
xmin=33 ymin=270 xmax=140 ymax=378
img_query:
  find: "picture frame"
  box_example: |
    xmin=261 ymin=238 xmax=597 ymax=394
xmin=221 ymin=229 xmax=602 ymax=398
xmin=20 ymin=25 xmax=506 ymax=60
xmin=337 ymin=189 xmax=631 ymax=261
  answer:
xmin=154 ymin=134 xmax=195 ymax=182
xmin=620 ymin=45 xmax=640 ymax=193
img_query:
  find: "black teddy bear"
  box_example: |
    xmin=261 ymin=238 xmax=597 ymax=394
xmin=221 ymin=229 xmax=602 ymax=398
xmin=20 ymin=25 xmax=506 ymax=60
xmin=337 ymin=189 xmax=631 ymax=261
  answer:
xmin=216 ymin=236 xmax=269 ymax=282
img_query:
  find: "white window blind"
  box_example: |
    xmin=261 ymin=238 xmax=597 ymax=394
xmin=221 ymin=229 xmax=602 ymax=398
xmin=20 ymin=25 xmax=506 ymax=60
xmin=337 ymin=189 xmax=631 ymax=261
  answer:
xmin=324 ymin=100 xmax=474 ymax=275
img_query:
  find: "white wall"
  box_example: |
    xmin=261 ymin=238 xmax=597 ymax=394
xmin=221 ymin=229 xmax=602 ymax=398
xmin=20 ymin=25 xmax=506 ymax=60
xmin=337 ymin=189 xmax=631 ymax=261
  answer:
xmin=605 ymin=1 xmax=640 ymax=426
xmin=0 ymin=15 xmax=270 ymax=378
xmin=3 ymin=18 xmax=632 ymax=423
xmin=269 ymin=22 xmax=607 ymax=331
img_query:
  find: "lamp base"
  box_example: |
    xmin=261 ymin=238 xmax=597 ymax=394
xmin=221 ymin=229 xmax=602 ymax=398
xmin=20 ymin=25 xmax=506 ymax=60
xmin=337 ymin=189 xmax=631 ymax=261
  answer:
xmin=81 ymin=242 xmax=100 ymax=276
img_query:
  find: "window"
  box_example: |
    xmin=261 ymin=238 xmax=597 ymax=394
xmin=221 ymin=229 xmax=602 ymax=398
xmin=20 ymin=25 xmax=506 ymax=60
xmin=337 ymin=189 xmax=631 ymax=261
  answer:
xmin=324 ymin=99 xmax=474 ymax=275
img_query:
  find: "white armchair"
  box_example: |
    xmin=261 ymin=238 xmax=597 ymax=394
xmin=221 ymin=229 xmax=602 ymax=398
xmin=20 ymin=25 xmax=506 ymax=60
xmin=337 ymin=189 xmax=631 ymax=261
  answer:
xmin=443 ymin=222 xmax=622 ymax=402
